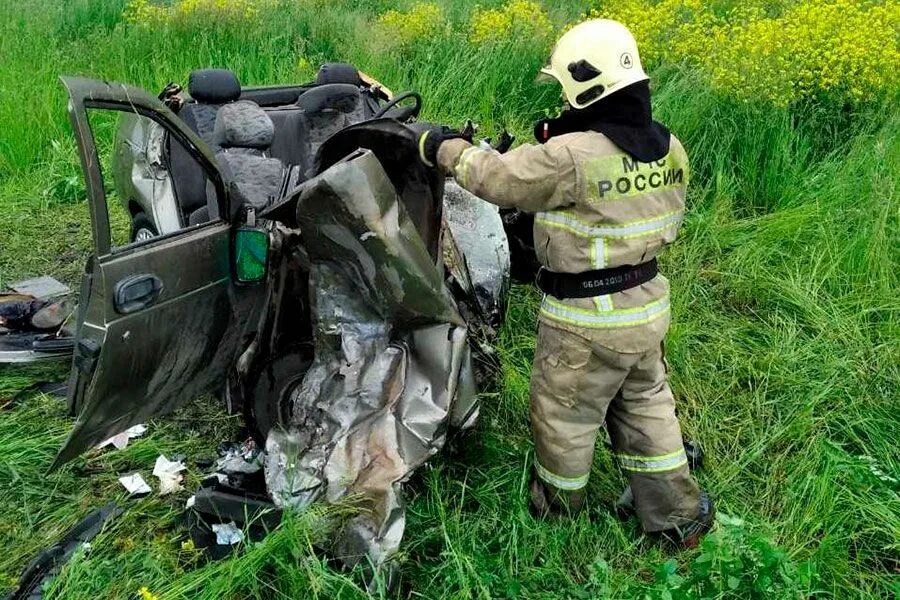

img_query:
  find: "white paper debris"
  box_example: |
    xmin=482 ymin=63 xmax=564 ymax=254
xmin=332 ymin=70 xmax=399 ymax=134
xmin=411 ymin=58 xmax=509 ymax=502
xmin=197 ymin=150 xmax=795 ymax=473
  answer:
xmin=152 ymin=454 xmax=187 ymax=495
xmin=185 ymin=495 xmax=196 ymax=509
xmin=118 ymin=473 xmax=151 ymax=495
xmin=212 ymin=522 xmax=244 ymax=546
xmin=97 ymin=424 xmax=148 ymax=450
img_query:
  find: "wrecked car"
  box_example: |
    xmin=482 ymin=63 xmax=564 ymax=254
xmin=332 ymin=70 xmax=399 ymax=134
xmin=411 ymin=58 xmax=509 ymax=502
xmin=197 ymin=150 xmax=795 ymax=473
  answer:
xmin=52 ymin=64 xmax=511 ymax=567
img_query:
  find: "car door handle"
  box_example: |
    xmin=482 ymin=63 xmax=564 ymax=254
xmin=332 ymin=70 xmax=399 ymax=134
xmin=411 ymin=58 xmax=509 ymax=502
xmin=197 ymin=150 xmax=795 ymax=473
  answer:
xmin=114 ymin=274 xmax=164 ymax=314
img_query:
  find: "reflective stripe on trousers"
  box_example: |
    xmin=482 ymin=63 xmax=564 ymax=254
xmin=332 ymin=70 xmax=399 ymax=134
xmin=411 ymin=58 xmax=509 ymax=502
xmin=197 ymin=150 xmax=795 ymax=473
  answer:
xmin=535 ymin=460 xmax=589 ymax=491
xmin=615 ymin=448 xmax=688 ymax=473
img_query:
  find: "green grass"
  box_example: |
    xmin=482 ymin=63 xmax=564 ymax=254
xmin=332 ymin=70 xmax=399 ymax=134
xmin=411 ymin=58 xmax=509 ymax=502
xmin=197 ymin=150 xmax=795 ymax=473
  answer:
xmin=1 ymin=0 xmax=898 ymax=598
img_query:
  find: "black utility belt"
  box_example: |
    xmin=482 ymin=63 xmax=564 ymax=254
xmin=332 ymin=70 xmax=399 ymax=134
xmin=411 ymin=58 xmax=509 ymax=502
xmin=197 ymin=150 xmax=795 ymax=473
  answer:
xmin=535 ymin=259 xmax=659 ymax=299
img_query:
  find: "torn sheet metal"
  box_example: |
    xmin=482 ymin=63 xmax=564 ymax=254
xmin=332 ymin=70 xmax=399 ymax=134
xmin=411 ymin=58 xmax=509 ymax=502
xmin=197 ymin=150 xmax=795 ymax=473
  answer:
xmin=442 ymin=180 xmax=510 ymax=330
xmin=265 ymin=151 xmax=479 ymax=567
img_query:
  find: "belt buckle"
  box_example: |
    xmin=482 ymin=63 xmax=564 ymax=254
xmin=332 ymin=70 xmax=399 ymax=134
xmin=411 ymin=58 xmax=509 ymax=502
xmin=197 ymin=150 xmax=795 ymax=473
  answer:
xmin=535 ymin=267 xmax=556 ymax=298
xmin=535 ymin=267 xmax=547 ymax=294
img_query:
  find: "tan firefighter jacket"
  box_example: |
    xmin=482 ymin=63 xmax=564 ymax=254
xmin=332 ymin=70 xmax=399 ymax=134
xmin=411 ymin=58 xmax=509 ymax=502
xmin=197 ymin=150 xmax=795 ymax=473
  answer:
xmin=438 ymin=132 xmax=689 ymax=353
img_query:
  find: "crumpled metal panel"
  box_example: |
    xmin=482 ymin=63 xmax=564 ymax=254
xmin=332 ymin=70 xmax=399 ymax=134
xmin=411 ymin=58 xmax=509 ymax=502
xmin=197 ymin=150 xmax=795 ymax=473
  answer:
xmin=442 ymin=180 xmax=510 ymax=329
xmin=265 ymin=151 xmax=479 ymax=566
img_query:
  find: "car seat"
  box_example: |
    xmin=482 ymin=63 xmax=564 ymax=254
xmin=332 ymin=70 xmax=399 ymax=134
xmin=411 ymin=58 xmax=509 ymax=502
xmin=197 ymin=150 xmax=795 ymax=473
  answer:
xmin=266 ymin=63 xmax=386 ymax=181
xmin=298 ymin=83 xmax=368 ymax=150
xmin=267 ymin=108 xmax=313 ymax=178
xmin=314 ymin=62 xmax=382 ymax=116
xmin=181 ymin=69 xmax=242 ymax=144
xmin=190 ymin=101 xmax=289 ymax=225
xmin=168 ymin=69 xmax=242 ymax=222
xmin=267 ymin=83 xmax=373 ymax=182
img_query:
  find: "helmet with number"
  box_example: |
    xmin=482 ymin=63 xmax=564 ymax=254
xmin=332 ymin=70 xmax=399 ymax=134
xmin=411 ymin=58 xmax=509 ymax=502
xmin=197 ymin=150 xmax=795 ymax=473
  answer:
xmin=539 ymin=19 xmax=648 ymax=109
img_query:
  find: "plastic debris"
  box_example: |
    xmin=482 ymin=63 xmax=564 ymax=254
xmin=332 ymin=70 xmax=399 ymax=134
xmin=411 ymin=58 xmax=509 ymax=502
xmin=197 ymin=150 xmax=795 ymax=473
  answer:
xmin=211 ymin=522 xmax=244 ymax=545
xmin=152 ymin=454 xmax=187 ymax=495
xmin=4 ymin=503 xmax=123 ymax=600
xmin=118 ymin=473 xmax=151 ymax=495
xmin=185 ymin=495 xmax=196 ymax=509
xmin=97 ymin=424 xmax=147 ymax=450
xmin=215 ymin=439 xmax=263 ymax=474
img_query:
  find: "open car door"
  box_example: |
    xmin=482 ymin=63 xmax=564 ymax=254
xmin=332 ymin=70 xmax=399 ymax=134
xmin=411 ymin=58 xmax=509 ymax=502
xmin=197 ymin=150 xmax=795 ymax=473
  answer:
xmin=51 ymin=77 xmax=265 ymax=469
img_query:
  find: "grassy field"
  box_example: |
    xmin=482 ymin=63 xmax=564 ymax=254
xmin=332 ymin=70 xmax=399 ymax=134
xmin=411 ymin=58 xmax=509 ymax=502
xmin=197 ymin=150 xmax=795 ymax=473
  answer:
xmin=1 ymin=0 xmax=898 ymax=598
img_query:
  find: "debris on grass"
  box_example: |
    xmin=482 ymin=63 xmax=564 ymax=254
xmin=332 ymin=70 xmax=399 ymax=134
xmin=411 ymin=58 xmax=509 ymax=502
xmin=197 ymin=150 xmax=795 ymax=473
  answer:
xmin=0 ymin=276 xmax=76 ymax=363
xmin=7 ymin=276 xmax=71 ymax=299
xmin=118 ymin=473 xmax=151 ymax=496
xmin=152 ymin=454 xmax=187 ymax=495
xmin=97 ymin=424 xmax=148 ymax=450
xmin=215 ymin=439 xmax=262 ymax=474
xmin=4 ymin=503 xmax=123 ymax=600
xmin=211 ymin=522 xmax=244 ymax=546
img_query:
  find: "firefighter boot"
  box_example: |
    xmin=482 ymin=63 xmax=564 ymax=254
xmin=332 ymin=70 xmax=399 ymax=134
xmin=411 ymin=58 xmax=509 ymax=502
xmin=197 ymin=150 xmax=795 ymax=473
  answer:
xmin=657 ymin=491 xmax=715 ymax=549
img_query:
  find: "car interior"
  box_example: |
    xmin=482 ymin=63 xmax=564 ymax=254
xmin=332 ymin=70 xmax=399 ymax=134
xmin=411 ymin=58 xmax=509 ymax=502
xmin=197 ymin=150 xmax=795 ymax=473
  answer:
xmin=166 ymin=64 xmax=414 ymax=228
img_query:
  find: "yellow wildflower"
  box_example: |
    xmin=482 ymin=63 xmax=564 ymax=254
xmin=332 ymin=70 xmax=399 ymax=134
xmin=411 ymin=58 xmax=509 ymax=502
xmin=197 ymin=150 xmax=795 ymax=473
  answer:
xmin=470 ymin=0 xmax=553 ymax=45
xmin=124 ymin=0 xmax=278 ymax=27
xmin=377 ymin=2 xmax=447 ymax=47
xmin=588 ymin=0 xmax=900 ymax=105
xmin=138 ymin=587 xmax=160 ymax=600
xmin=123 ymin=0 xmax=168 ymax=25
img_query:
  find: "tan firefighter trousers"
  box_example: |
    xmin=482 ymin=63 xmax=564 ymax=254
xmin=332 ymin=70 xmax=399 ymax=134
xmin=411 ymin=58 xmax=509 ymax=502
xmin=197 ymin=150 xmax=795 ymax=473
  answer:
xmin=530 ymin=322 xmax=701 ymax=531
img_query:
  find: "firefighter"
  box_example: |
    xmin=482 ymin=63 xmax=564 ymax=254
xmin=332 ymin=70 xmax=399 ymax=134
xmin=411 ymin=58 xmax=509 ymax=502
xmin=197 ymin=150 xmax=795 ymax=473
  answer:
xmin=417 ymin=19 xmax=714 ymax=546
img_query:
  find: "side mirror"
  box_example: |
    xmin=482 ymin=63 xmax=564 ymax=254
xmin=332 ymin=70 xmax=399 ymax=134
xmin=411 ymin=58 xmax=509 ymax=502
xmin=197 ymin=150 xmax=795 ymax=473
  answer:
xmin=233 ymin=227 xmax=269 ymax=284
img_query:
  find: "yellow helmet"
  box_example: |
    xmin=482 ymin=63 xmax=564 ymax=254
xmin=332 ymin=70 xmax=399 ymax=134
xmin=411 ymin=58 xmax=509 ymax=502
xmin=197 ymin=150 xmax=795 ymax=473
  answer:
xmin=540 ymin=19 xmax=648 ymax=109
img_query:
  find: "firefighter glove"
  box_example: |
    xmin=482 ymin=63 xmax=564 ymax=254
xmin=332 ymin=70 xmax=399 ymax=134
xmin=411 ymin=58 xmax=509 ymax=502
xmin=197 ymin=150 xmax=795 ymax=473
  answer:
xmin=415 ymin=123 xmax=472 ymax=168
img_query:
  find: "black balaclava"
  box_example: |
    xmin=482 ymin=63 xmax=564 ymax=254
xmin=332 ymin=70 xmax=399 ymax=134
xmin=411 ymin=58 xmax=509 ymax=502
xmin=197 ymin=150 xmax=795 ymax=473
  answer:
xmin=533 ymin=80 xmax=670 ymax=162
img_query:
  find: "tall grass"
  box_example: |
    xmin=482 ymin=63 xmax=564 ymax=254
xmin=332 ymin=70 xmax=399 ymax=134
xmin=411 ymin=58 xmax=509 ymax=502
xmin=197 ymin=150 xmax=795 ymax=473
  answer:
xmin=0 ymin=0 xmax=897 ymax=597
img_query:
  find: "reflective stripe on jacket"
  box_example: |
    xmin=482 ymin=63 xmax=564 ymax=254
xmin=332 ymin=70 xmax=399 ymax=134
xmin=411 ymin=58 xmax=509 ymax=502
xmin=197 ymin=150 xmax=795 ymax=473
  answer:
xmin=438 ymin=132 xmax=689 ymax=353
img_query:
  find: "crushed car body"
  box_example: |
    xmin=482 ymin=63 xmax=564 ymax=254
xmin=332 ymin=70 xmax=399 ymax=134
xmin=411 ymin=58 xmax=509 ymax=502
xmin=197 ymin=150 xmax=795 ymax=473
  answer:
xmin=50 ymin=65 xmax=510 ymax=566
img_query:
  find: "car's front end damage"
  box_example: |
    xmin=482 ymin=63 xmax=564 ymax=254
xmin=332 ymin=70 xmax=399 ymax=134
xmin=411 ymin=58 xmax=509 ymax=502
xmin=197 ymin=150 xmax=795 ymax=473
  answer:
xmin=234 ymin=122 xmax=509 ymax=566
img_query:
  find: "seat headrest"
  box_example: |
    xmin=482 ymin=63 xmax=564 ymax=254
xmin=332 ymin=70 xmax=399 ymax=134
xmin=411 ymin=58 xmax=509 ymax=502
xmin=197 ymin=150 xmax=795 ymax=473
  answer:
xmin=296 ymin=84 xmax=361 ymax=114
xmin=188 ymin=69 xmax=241 ymax=103
xmin=315 ymin=63 xmax=362 ymax=86
xmin=214 ymin=101 xmax=275 ymax=149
